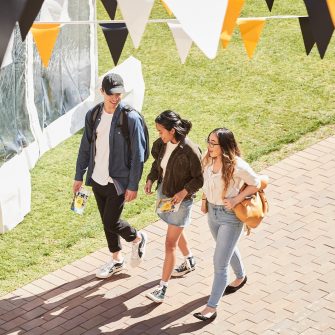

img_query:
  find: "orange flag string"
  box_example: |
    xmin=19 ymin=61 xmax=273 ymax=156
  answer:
xmin=238 ymin=19 xmax=265 ymax=59
xmin=31 ymin=24 xmax=60 ymax=67
xmin=161 ymin=0 xmax=173 ymax=16
xmin=326 ymin=0 xmax=335 ymax=27
xmin=221 ymin=0 xmax=244 ymax=48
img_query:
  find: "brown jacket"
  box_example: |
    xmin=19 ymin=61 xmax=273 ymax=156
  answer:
xmin=147 ymin=138 xmax=203 ymax=198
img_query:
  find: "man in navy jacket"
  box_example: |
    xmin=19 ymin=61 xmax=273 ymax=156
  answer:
xmin=73 ymin=73 xmax=148 ymax=278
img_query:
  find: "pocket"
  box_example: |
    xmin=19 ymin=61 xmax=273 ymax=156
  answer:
xmin=181 ymin=198 xmax=193 ymax=209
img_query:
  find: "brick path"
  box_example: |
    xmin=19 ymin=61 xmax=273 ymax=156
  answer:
xmin=1 ymin=136 xmax=335 ymax=335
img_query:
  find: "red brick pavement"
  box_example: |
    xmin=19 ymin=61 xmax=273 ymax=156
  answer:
xmin=1 ymin=136 xmax=335 ymax=334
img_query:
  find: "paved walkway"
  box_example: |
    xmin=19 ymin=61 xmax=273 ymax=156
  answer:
xmin=1 ymin=136 xmax=335 ymax=335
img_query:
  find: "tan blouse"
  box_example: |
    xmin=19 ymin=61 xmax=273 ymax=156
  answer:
xmin=203 ymin=156 xmax=260 ymax=205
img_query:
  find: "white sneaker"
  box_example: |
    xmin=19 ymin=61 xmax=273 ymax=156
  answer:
xmin=146 ymin=285 xmax=167 ymax=303
xmin=95 ymin=259 xmax=125 ymax=279
xmin=171 ymin=256 xmax=196 ymax=277
xmin=130 ymin=231 xmax=148 ymax=267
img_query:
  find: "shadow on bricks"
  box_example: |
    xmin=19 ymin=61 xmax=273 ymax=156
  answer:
xmin=106 ymin=296 xmax=210 ymax=335
xmin=0 ymin=274 xmax=164 ymax=334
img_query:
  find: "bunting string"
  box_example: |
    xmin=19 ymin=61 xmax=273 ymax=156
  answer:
xmin=35 ymin=16 xmax=309 ymax=24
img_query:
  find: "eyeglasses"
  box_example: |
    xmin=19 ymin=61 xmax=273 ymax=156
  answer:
xmin=206 ymin=140 xmax=220 ymax=148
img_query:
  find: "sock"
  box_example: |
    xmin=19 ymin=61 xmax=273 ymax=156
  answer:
xmin=184 ymin=252 xmax=193 ymax=259
xmin=133 ymin=233 xmax=141 ymax=244
xmin=160 ymin=280 xmax=168 ymax=287
xmin=113 ymin=257 xmax=124 ymax=264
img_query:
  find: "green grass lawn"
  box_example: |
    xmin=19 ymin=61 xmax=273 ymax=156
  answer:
xmin=1 ymin=0 xmax=335 ymax=296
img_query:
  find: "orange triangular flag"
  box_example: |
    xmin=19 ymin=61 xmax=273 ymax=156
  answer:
xmin=31 ymin=24 xmax=60 ymax=67
xmin=161 ymin=0 xmax=173 ymax=16
xmin=221 ymin=0 xmax=244 ymax=48
xmin=326 ymin=0 xmax=335 ymax=27
xmin=238 ymin=19 xmax=265 ymax=59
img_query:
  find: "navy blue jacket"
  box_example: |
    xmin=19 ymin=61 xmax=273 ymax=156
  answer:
xmin=75 ymin=102 xmax=146 ymax=193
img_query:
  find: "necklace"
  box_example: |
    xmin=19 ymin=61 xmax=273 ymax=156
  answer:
xmin=211 ymin=158 xmax=222 ymax=174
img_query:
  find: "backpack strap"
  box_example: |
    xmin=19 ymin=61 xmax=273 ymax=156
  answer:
xmin=90 ymin=102 xmax=103 ymax=130
xmin=120 ymin=105 xmax=133 ymax=144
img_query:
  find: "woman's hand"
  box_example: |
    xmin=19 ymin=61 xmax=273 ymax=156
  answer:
xmin=223 ymin=197 xmax=239 ymax=210
xmin=144 ymin=180 xmax=153 ymax=195
xmin=172 ymin=189 xmax=188 ymax=204
xmin=201 ymin=200 xmax=208 ymax=214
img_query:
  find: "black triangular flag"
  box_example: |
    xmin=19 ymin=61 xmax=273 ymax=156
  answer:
xmin=303 ymin=0 xmax=334 ymax=59
xmin=265 ymin=0 xmax=275 ymax=12
xmin=19 ymin=0 xmax=45 ymax=41
xmin=299 ymin=17 xmax=315 ymax=55
xmin=0 ymin=1 xmax=28 ymax=67
xmin=100 ymin=23 xmax=128 ymax=66
xmin=101 ymin=0 xmax=118 ymax=20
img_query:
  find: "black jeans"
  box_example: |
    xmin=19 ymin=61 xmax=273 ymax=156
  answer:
xmin=92 ymin=180 xmax=137 ymax=253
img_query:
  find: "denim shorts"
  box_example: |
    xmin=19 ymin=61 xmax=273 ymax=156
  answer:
xmin=156 ymin=184 xmax=193 ymax=228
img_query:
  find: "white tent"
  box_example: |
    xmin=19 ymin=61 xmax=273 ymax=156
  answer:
xmin=0 ymin=0 xmax=145 ymax=233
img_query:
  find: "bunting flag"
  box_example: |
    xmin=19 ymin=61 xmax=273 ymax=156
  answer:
xmin=303 ymin=0 xmax=334 ymax=59
xmin=167 ymin=22 xmax=193 ymax=64
xmin=19 ymin=0 xmax=45 ymax=41
xmin=31 ymin=24 xmax=60 ymax=67
xmin=164 ymin=0 xmax=228 ymax=59
xmin=326 ymin=0 xmax=335 ymax=27
xmin=220 ymin=0 xmax=244 ymax=48
xmin=161 ymin=0 xmax=173 ymax=16
xmin=265 ymin=0 xmax=275 ymax=12
xmin=100 ymin=0 xmax=118 ymax=20
xmin=0 ymin=1 xmax=28 ymax=67
xmin=39 ymin=0 xmax=70 ymax=22
xmin=238 ymin=19 xmax=265 ymax=59
xmin=299 ymin=17 xmax=315 ymax=55
xmin=1 ymin=31 xmax=14 ymax=69
xmin=100 ymin=23 xmax=128 ymax=66
xmin=117 ymin=0 xmax=154 ymax=49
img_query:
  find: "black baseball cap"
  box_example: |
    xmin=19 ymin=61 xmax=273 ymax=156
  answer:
xmin=101 ymin=73 xmax=125 ymax=95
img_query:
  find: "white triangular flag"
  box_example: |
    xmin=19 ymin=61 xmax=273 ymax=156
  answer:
xmin=168 ymin=22 xmax=192 ymax=64
xmin=117 ymin=0 xmax=154 ymax=49
xmin=39 ymin=0 xmax=70 ymax=22
xmin=1 ymin=30 xmax=14 ymax=68
xmin=164 ymin=0 xmax=228 ymax=59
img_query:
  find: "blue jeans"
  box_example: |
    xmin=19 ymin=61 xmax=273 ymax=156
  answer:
xmin=207 ymin=203 xmax=245 ymax=308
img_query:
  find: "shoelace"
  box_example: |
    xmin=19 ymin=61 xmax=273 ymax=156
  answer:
xmin=100 ymin=261 xmax=115 ymax=271
xmin=176 ymin=261 xmax=188 ymax=271
xmin=153 ymin=286 xmax=163 ymax=295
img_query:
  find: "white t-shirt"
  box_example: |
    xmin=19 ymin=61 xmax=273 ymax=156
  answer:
xmin=92 ymin=109 xmax=114 ymax=185
xmin=161 ymin=141 xmax=179 ymax=178
xmin=203 ymin=156 xmax=260 ymax=205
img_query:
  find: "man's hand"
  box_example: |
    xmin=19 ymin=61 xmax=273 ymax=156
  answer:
xmin=125 ymin=189 xmax=137 ymax=202
xmin=73 ymin=180 xmax=83 ymax=194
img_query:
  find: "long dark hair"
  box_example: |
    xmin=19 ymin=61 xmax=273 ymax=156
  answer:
xmin=155 ymin=110 xmax=192 ymax=142
xmin=203 ymin=127 xmax=241 ymax=196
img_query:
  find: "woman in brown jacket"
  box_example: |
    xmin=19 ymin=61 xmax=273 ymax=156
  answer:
xmin=144 ymin=110 xmax=203 ymax=303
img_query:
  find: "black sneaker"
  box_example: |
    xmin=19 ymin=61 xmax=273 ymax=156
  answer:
xmin=95 ymin=259 xmax=125 ymax=279
xmin=130 ymin=231 xmax=148 ymax=267
xmin=146 ymin=285 xmax=167 ymax=303
xmin=171 ymin=256 xmax=196 ymax=277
